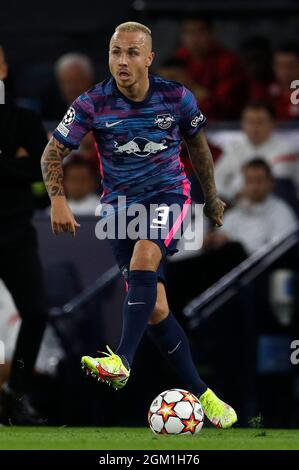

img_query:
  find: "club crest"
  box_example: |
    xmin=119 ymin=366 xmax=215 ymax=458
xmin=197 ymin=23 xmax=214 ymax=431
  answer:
xmin=154 ymin=114 xmax=175 ymax=130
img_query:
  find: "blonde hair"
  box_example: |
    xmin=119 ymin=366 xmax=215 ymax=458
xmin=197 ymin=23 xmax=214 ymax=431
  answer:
xmin=114 ymin=21 xmax=152 ymax=47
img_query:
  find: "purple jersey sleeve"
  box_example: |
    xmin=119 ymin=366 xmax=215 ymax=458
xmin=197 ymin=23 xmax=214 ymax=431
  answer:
xmin=52 ymin=92 xmax=94 ymax=149
xmin=179 ymin=86 xmax=207 ymax=138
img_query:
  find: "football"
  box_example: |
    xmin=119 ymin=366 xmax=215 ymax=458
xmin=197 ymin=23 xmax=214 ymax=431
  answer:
xmin=148 ymin=388 xmax=204 ymax=435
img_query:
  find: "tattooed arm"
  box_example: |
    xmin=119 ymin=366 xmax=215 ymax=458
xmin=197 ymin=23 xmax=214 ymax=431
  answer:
xmin=184 ymin=129 xmax=226 ymax=226
xmin=41 ymin=136 xmax=80 ymax=236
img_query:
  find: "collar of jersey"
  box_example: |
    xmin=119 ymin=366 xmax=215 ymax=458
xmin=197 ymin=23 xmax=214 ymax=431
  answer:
xmin=112 ymin=74 xmax=154 ymax=107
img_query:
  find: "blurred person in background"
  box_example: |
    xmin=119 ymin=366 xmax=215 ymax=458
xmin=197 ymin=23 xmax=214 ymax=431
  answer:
xmin=0 ymin=44 xmax=48 ymax=424
xmin=156 ymin=57 xmax=194 ymax=89
xmin=270 ymin=44 xmax=299 ymax=120
xmin=168 ymin=159 xmax=298 ymax=315
xmin=0 ymin=280 xmax=64 ymax=391
xmin=74 ymin=132 xmax=99 ymax=163
xmin=157 ymin=57 xmax=223 ymax=185
xmin=210 ymin=159 xmax=298 ymax=254
xmin=45 ymin=54 xmax=99 ymax=167
xmin=214 ymin=102 xmax=299 ymax=202
xmin=252 ymin=43 xmax=299 ymax=120
xmin=240 ymin=36 xmax=273 ymax=100
xmin=176 ymin=15 xmax=248 ymax=120
xmin=0 ymin=45 xmax=8 ymax=86
xmin=62 ymin=156 xmax=100 ymax=215
xmin=41 ymin=53 xmax=95 ymax=120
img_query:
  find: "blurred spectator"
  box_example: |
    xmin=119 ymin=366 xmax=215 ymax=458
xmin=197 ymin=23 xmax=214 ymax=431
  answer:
xmin=214 ymin=101 xmax=299 ymax=202
xmin=55 ymin=53 xmax=94 ymax=105
xmin=167 ymin=160 xmax=298 ymax=317
xmin=42 ymin=53 xmax=98 ymax=167
xmin=252 ymin=43 xmax=299 ymax=120
xmin=0 ymin=280 xmax=64 ymax=389
xmin=62 ymin=156 xmax=100 ymax=215
xmin=71 ymin=132 xmax=99 ymax=169
xmin=213 ymin=159 xmax=298 ymax=254
xmin=175 ymin=16 xmax=248 ymax=120
xmin=156 ymin=57 xmax=223 ymax=180
xmin=0 ymin=44 xmax=48 ymax=424
xmin=156 ymin=57 xmax=194 ymax=89
xmin=0 ymin=45 xmax=8 ymax=81
xmin=76 ymin=133 xmax=98 ymax=161
xmin=240 ymin=36 xmax=273 ymax=100
xmin=0 ymin=42 xmax=14 ymax=96
xmin=41 ymin=53 xmax=95 ymax=120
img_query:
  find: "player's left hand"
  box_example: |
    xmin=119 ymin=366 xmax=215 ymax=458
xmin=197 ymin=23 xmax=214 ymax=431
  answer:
xmin=203 ymin=196 xmax=226 ymax=227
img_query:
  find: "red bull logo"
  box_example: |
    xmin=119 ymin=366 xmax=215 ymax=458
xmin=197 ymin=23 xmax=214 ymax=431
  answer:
xmin=114 ymin=137 xmax=168 ymax=157
xmin=154 ymin=113 xmax=175 ymax=130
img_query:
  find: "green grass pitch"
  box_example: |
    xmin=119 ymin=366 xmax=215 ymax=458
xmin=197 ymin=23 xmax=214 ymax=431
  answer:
xmin=0 ymin=427 xmax=299 ymax=450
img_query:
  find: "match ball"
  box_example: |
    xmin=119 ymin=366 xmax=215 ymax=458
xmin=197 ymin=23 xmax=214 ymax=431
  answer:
xmin=148 ymin=388 xmax=204 ymax=435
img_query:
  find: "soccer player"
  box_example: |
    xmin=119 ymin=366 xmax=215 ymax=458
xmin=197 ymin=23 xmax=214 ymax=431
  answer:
xmin=41 ymin=22 xmax=237 ymax=428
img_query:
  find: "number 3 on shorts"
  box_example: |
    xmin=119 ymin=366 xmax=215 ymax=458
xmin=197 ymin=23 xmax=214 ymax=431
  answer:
xmin=150 ymin=206 xmax=170 ymax=228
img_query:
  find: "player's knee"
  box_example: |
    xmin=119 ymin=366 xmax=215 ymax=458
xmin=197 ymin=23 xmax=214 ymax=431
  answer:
xmin=130 ymin=240 xmax=161 ymax=271
xmin=148 ymin=302 xmax=169 ymax=325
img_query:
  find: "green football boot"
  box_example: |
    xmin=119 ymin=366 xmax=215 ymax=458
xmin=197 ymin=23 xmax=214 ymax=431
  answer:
xmin=81 ymin=345 xmax=130 ymax=390
xmin=199 ymin=388 xmax=238 ymax=429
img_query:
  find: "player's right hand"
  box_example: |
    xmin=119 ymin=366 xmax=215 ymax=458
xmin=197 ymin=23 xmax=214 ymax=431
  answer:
xmin=50 ymin=196 xmax=80 ymax=237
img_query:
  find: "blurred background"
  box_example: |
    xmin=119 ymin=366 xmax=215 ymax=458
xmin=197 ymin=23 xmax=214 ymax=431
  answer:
xmin=0 ymin=0 xmax=299 ymax=428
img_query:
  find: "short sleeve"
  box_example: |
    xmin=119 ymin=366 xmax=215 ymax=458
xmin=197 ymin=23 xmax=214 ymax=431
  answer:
xmin=52 ymin=92 xmax=94 ymax=149
xmin=179 ymin=86 xmax=207 ymax=138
